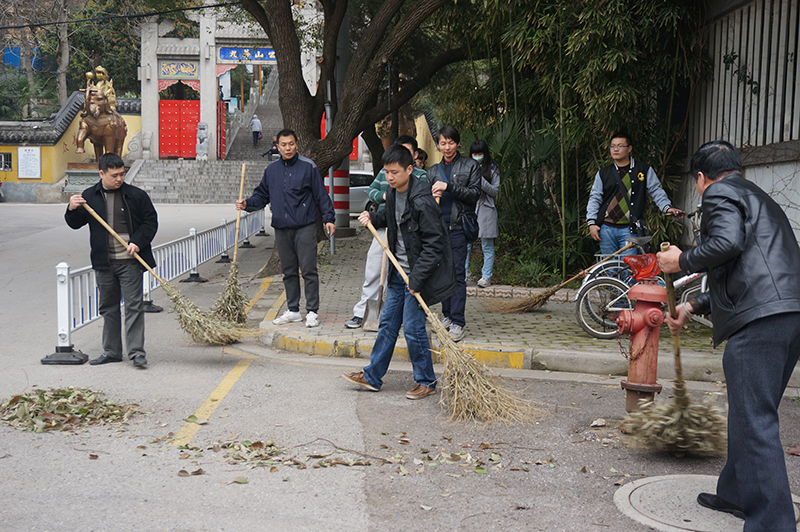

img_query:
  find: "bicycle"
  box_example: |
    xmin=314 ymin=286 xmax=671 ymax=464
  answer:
xmin=574 ymin=210 xmax=710 ymax=339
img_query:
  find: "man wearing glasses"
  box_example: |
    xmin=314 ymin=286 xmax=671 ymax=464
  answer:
xmin=586 ymin=132 xmax=683 ymax=255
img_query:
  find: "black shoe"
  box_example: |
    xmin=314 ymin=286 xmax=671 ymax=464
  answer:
xmin=697 ymin=492 xmax=745 ymax=519
xmin=89 ymin=354 xmax=123 ymax=365
xmin=345 ymin=316 xmax=363 ymax=329
xmin=132 ymin=354 xmax=148 ymax=368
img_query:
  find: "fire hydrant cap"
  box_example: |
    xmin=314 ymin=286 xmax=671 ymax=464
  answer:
xmin=628 ymin=282 xmax=668 ymax=303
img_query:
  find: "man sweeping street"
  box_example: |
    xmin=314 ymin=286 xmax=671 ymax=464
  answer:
xmin=236 ymin=129 xmax=335 ymax=328
xmin=658 ymin=140 xmax=800 ymax=530
xmin=342 ymin=144 xmax=456 ymax=399
xmin=65 ymin=152 xmax=158 ymax=368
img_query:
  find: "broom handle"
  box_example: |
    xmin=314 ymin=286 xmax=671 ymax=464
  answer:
xmin=557 ymin=241 xmax=638 ymax=288
xmin=660 ymin=241 xmax=688 ymax=405
xmin=233 ymin=163 xmax=246 ymax=263
xmin=365 ymin=222 xmax=435 ymax=317
xmin=80 ymin=203 xmax=165 ymax=284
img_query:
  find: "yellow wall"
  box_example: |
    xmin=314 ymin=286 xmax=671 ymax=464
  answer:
xmin=0 ymin=113 xmax=141 ymax=184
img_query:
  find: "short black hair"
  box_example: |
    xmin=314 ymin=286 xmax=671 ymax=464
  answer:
xmin=416 ymin=148 xmax=428 ymax=160
xmin=98 ymin=152 xmax=124 ymax=173
xmin=436 ymin=125 xmax=460 ymax=146
xmin=382 ymin=143 xmax=414 ymax=169
xmin=690 ymin=140 xmax=742 ymax=181
xmin=610 ymin=131 xmax=633 ymax=147
xmin=276 ymin=129 xmax=297 ymax=143
xmin=394 ymin=135 xmax=418 ymax=152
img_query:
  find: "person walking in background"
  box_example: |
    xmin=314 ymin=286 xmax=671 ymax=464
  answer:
xmin=586 ymin=131 xmax=683 ymax=255
xmin=415 ymin=149 xmax=428 ymax=169
xmin=345 ymin=135 xmax=427 ymax=329
xmin=343 ymin=145 xmax=456 ymax=399
xmin=429 ymin=126 xmax=481 ymax=342
xmin=465 ymin=140 xmax=500 ymax=288
xmin=658 ymin=141 xmax=800 ymax=530
xmin=250 ymin=114 xmax=262 ymax=148
xmin=65 ymin=152 xmax=158 ymax=368
xmin=236 ymin=129 xmax=335 ymax=328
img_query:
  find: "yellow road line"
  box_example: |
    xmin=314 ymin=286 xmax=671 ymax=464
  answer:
xmin=245 ymin=276 xmax=273 ymax=313
xmin=169 ymin=357 xmax=253 ymax=446
xmin=265 ymin=289 xmax=286 ymax=322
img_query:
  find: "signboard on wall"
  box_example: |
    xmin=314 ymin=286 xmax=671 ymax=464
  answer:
xmin=217 ymin=47 xmax=276 ymax=64
xmin=17 ymin=147 xmax=40 ymax=179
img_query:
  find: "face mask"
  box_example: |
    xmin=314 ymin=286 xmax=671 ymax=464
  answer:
xmin=472 ymin=155 xmax=484 ymax=163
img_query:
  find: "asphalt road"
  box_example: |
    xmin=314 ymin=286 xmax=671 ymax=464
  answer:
xmin=1 ymin=203 xmax=800 ymax=531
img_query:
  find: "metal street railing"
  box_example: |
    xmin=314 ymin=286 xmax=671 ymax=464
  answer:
xmin=53 ymin=209 xmax=267 ymax=352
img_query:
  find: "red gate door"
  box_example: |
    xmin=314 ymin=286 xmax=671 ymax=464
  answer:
xmin=159 ymin=101 xmax=181 ymax=158
xmin=217 ymin=101 xmax=227 ymax=160
xmin=159 ymin=100 xmax=201 ymax=158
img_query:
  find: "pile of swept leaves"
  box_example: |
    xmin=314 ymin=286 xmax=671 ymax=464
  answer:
xmin=0 ymin=387 xmax=140 ymax=433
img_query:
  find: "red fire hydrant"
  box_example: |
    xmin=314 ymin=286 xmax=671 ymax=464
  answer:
xmin=616 ymin=258 xmax=667 ymax=413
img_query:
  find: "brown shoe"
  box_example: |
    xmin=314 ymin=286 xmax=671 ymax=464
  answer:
xmin=342 ymin=371 xmax=379 ymax=391
xmin=406 ymin=383 xmax=436 ymax=400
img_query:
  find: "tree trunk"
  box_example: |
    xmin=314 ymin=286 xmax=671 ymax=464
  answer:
xmin=56 ymin=0 xmax=69 ymax=106
xmin=20 ymin=29 xmax=36 ymax=118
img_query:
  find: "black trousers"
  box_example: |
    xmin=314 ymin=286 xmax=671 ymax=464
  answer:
xmin=274 ymin=223 xmax=319 ymax=313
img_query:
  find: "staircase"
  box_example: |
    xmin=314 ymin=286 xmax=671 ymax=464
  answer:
xmin=129 ymin=160 xmax=268 ymax=204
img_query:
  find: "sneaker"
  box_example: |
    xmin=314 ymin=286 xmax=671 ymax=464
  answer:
xmin=406 ymin=383 xmax=436 ymax=400
xmin=441 ymin=316 xmax=453 ymax=330
xmin=345 ymin=316 xmax=363 ymax=329
xmin=342 ymin=371 xmax=379 ymax=391
xmin=273 ymin=310 xmax=302 ymax=325
xmin=449 ymin=324 xmax=465 ymax=342
xmin=477 ymin=277 xmax=491 ymax=288
xmin=305 ymin=311 xmax=320 ymax=327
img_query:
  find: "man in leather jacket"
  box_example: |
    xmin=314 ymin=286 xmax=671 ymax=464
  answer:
xmin=343 ymin=145 xmax=456 ymax=399
xmin=429 ymin=126 xmax=481 ymax=342
xmin=658 ymin=140 xmax=800 ymax=530
xmin=66 ymin=152 xmax=158 ymax=368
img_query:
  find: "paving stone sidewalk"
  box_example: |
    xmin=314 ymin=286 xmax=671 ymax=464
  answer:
xmin=249 ymin=224 xmax=761 ymax=386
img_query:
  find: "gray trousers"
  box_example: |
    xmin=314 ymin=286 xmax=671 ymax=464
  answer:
xmin=718 ymin=312 xmax=800 ymax=531
xmin=352 ymin=228 xmax=387 ymax=318
xmin=275 ymin=223 xmax=319 ymax=312
xmin=96 ymin=263 xmax=145 ymax=359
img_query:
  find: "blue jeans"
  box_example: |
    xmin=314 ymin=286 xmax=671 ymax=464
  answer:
xmin=466 ymin=238 xmax=495 ymax=280
xmin=599 ymin=225 xmax=638 ymax=257
xmin=362 ymin=270 xmax=436 ymax=390
xmin=442 ymin=228 xmax=467 ymax=327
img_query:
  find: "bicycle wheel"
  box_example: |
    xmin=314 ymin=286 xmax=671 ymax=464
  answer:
xmin=575 ymin=277 xmax=631 ymax=339
xmin=576 ymin=259 xmax=634 ymax=296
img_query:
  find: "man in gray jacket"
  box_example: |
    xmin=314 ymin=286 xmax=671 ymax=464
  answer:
xmin=658 ymin=140 xmax=800 ymax=530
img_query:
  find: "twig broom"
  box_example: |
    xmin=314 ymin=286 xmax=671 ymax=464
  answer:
xmin=81 ymin=203 xmax=255 ymax=346
xmin=623 ymin=242 xmax=726 ymax=456
xmin=484 ymin=240 xmax=641 ymax=313
xmin=212 ymin=163 xmax=249 ymax=324
xmin=366 ymin=222 xmax=532 ymax=423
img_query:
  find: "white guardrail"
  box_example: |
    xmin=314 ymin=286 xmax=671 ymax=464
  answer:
xmin=53 ymin=209 xmax=267 ymax=351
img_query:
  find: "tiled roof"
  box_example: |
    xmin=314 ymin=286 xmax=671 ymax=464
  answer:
xmin=0 ymin=93 xmax=141 ymax=145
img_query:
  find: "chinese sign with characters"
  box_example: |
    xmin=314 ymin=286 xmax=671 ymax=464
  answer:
xmin=218 ymin=47 xmax=276 ymax=64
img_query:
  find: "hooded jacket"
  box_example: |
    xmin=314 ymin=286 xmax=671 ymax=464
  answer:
xmin=65 ymin=181 xmax=158 ymax=270
xmin=370 ymin=174 xmax=457 ymax=305
xmin=680 ymin=173 xmax=800 ymax=346
xmin=245 ymin=153 xmax=335 ymax=229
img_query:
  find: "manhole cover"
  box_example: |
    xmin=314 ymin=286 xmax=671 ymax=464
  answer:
xmin=614 ymin=474 xmax=800 ymax=532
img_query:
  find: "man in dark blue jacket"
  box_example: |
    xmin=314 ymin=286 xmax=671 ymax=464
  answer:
xmin=236 ymin=129 xmax=335 ymax=328
xmin=658 ymin=140 xmax=800 ymax=530
xmin=65 ymin=152 xmax=158 ymax=368
xmin=343 ymin=144 xmax=456 ymax=399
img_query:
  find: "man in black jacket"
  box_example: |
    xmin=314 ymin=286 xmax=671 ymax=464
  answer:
xmin=343 ymin=145 xmax=456 ymax=400
xmin=658 ymin=140 xmax=800 ymax=530
xmin=429 ymin=126 xmax=481 ymax=342
xmin=65 ymin=152 xmax=158 ymax=368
